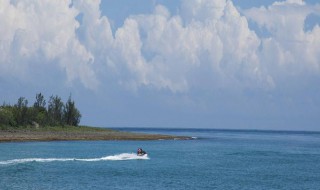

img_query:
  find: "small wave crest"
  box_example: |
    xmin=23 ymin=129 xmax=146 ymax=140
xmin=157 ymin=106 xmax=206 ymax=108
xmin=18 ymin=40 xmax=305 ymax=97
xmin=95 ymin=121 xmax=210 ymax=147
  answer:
xmin=0 ymin=153 xmax=149 ymax=165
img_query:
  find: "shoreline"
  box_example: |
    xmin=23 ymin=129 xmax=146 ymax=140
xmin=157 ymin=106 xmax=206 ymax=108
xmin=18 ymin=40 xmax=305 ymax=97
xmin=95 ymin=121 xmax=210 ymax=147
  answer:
xmin=0 ymin=126 xmax=191 ymax=142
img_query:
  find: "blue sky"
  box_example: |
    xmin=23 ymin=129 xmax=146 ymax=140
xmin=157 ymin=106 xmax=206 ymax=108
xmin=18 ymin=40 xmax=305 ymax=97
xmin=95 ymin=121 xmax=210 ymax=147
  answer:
xmin=1 ymin=0 xmax=320 ymax=131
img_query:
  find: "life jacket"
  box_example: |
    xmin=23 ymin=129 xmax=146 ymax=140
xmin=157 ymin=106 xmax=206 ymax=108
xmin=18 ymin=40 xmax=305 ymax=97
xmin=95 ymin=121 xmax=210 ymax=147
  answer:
xmin=137 ymin=150 xmax=146 ymax=155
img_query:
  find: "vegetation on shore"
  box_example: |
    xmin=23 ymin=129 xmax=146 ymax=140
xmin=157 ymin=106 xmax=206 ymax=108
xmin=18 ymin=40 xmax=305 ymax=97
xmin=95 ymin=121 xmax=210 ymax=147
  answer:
xmin=0 ymin=93 xmax=190 ymax=142
xmin=0 ymin=93 xmax=81 ymax=129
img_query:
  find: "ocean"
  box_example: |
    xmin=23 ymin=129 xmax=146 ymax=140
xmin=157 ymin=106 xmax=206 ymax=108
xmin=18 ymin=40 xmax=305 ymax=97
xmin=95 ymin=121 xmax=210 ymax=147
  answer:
xmin=1 ymin=128 xmax=320 ymax=190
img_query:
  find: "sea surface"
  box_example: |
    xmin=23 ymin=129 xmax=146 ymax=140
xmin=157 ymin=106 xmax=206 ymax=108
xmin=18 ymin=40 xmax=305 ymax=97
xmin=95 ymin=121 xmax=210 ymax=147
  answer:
xmin=1 ymin=128 xmax=320 ymax=190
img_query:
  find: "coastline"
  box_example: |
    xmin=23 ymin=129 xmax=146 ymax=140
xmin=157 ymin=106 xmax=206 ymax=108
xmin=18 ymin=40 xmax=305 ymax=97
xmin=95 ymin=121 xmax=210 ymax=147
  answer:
xmin=0 ymin=126 xmax=191 ymax=142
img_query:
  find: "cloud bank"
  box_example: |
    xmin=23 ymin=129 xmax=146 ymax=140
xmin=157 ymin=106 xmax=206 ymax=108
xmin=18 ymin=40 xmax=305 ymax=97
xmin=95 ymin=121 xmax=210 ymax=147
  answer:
xmin=1 ymin=0 xmax=319 ymax=93
xmin=0 ymin=0 xmax=320 ymax=128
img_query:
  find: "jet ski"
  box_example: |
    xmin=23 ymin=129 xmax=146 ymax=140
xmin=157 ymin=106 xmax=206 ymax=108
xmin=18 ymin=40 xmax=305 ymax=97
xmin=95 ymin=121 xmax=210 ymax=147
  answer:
xmin=137 ymin=148 xmax=147 ymax=156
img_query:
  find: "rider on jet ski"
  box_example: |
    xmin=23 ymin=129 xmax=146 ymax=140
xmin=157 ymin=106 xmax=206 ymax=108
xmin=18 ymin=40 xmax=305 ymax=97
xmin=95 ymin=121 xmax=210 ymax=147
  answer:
xmin=137 ymin=148 xmax=146 ymax=156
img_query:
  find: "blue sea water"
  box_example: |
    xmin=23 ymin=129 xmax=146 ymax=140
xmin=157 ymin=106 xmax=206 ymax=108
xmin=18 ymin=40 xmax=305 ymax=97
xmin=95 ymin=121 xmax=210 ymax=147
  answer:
xmin=1 ymin=128 xmax=320 ymax=190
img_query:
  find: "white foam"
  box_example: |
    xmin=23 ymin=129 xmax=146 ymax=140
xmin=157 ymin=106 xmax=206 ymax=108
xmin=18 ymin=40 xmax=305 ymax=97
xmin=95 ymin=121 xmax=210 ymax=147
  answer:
xmin=101 ymin=153 xmax=149 ymax=161
xmin=0 ymin=158 xmax=75 ymax=165
xmin=0 ymin=153 xmax=149 ymax=165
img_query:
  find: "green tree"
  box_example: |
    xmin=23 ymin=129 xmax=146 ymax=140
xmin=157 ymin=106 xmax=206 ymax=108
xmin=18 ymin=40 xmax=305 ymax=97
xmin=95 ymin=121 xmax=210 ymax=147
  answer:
xmin=64 ymin=95 xmax=81 ymax=126
xmin=34 ymin=93 xmax=46 ymax=110
xmin=33 ymin=93 xmax=47 ymax=125
xmin=0 ymin=93 xmax=82 ymax=128
xmin=14 ymin=97 xmax=29 ymax=125
xmin=48 ymin=95 xmax=64 ymax=126
xmin=0 ymin=107 xmax=16 ymax=127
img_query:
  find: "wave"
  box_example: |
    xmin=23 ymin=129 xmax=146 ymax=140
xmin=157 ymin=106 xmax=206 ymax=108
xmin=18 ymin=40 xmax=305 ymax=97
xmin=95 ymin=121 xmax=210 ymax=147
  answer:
xmin=0 ymin=153 xmax=149 ymax=165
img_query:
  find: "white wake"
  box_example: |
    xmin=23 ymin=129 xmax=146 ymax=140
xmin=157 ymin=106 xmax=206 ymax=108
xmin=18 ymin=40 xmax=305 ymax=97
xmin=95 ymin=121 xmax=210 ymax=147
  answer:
xmin=0 ymin=153 xmax=149 ymax=165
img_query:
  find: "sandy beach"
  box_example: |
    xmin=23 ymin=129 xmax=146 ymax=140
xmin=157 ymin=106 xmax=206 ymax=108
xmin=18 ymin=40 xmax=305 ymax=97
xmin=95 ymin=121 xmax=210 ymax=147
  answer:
xmin=0 ymin=126 xmax=190 ymax=142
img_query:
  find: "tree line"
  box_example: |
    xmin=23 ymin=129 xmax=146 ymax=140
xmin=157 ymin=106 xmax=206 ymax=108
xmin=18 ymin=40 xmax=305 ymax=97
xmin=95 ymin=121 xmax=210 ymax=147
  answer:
xmin=0 ymin=93 xmax=81 ymax=128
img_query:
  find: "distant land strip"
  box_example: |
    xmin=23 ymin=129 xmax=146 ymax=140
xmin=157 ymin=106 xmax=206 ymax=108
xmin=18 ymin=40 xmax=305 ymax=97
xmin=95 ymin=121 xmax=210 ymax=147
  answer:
xmin=0 ymin=126 xmax=191 ymax=142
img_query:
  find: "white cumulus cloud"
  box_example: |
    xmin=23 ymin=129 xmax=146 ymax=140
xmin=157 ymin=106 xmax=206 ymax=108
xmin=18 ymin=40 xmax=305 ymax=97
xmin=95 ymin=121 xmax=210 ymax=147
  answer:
xmin=244 ymin=0 xmax=320 ymax=78
xmin=0 ymin=0 xmax=98 ymax=90
xmin=1 ymin=0 xmax=319 ymax=94
xmin=85 ymin=0 xmax=271 ymax=92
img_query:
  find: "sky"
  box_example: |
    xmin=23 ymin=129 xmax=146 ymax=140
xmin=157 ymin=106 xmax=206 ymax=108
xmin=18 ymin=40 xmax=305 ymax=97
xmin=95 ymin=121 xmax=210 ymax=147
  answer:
xmin=1 ymin=0 xmax=320 ymax=131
